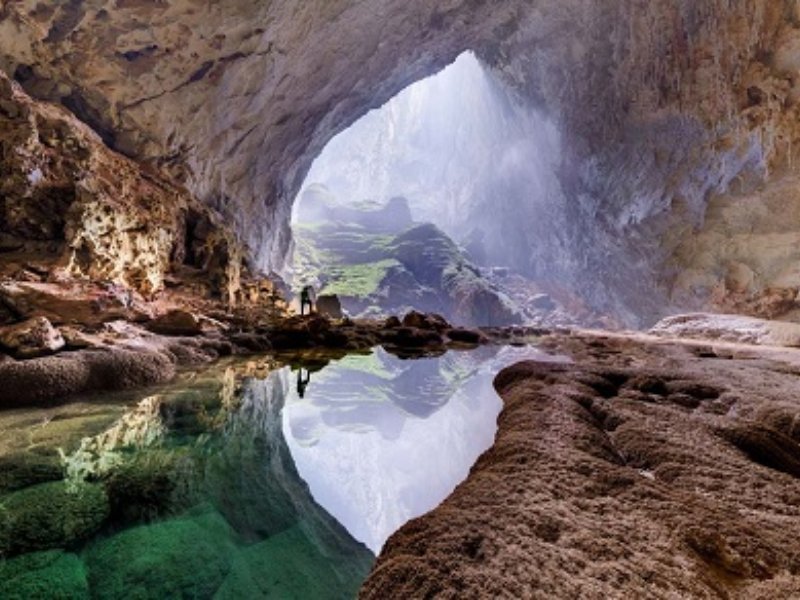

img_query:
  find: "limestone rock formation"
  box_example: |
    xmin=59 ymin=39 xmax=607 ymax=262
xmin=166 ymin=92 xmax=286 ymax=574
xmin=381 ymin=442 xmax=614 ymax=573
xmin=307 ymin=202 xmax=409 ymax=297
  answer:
xmin=651 ymin=313 xmax=800 ymax=347
xmin=146 ymin=310 xmax=207 ymax=337
xmin=0 ymin=316 xmax=64 ymax=358
xmin=1 ymin=1 xmax=798 ymax=325
xmin=0 ymin=70 xmax=242 ymax=303
xmin=361 ymin=332 xmax=800 ymax=598
xmin=315 ymin=295 xmax=343 ymax=320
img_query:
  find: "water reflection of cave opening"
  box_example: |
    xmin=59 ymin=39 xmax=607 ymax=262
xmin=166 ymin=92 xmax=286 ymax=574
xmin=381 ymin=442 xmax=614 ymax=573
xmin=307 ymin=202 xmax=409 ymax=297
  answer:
xmin=288 ymin=51 xmax=576 ymax=327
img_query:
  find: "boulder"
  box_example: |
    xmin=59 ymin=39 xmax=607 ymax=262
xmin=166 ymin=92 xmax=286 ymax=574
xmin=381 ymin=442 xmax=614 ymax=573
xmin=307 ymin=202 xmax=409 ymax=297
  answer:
xmin=402 ymin=311 xmax=450 ymax=332
xmin=530 ymin=293 xmax=557 ymax=312
xmin=0 ymin=317 xmax=65 ymax=359
xmin=446 ymin=328 xmax=487 ymax=345
xmin=60 ymin=326 xmax=100 ymax=350
xmin=0 ymin=453 xmax=64 ymax=495
xmin=383 ymin=316 xmax=402 ymax=329
xmin=0 ymin=281 xmax=152 ymax=327
xmin=146 ymin=310 xmax=204 ymax=336
xmin=0 ymin=347 xmax=177 ymax=407
xmin=0 ymin=550 xmax=89 ymax=599
xmin=316 ymin=294 xmax=344 ymax=319
xmin=0 ymin=481 xmax=109 ymax=557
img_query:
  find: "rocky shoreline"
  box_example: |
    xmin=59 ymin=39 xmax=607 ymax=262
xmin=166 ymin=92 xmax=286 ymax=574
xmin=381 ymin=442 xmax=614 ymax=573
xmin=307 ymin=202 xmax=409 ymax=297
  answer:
xmin=0 ymin=305 xmax=532 ymax=407
xmin=361 ymin=330 xmax=800 ymax=598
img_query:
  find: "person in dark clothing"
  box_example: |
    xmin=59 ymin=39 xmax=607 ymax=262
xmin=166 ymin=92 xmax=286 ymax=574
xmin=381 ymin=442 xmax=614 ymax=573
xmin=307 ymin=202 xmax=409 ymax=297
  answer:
xmin=300 ymin=285 xmax=315 ymax=316
xmin=296 ymin=368 xmax=311 ymax=398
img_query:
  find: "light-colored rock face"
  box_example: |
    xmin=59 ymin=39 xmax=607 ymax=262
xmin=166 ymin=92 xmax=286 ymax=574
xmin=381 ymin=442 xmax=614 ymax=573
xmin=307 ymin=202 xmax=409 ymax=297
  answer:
xmin=0 ymin=316 xmax=64 ymax=358
xmin=668 ymin=175 xmax=800 ymax=320
xmin=0 ymin=71 xmax=243 ymax=303
xmin=1 ymin=1 xmax=799 ymax=324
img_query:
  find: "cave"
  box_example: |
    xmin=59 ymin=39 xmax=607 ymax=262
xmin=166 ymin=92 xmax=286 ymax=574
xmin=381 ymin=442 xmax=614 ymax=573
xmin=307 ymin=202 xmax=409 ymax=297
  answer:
xmin=2 ymin=2 xmax=800 ymax=598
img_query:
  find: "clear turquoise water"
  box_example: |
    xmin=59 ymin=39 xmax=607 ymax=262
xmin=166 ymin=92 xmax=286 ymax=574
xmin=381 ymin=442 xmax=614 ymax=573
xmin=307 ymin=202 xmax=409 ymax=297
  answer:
xmin=0 ymin=345 xmax=557 ymax=599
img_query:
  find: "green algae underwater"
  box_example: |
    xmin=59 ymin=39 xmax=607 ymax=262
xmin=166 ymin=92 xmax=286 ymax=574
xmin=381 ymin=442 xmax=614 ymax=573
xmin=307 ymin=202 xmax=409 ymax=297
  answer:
xmin=0 ymin=356 xmax=374 ymax=600
xmin=0 ymin=344 xmax=540 ymax=599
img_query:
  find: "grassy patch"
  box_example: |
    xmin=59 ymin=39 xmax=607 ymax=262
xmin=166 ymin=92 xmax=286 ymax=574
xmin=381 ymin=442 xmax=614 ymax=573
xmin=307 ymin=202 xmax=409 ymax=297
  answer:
xmin=320 ymin=260 xmax=400 ymax=300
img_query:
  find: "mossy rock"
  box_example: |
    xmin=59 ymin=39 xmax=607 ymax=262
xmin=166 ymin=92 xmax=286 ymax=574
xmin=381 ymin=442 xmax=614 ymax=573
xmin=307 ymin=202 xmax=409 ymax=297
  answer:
xmin=0 ymin=452 xmax=64 ymax=494
xmin=83 ymin=509 xmax=239 ymax=599
xmin=0 ymin=481 xmax=109 ymax=557
xmin=215 ymin=524 xmax=373 ymax=600
xmin=159 ymin=388 xmax=226 ymax=437
xmin=0 ymin=550 xmax=89 ymax=599
xmin=105 ymin=451 xmax=190 ymax=526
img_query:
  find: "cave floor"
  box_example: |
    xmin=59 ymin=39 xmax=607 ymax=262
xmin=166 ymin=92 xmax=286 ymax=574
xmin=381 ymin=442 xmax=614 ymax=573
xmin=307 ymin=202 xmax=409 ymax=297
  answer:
xmin=362 ymin=329 xmax=800 ymax=599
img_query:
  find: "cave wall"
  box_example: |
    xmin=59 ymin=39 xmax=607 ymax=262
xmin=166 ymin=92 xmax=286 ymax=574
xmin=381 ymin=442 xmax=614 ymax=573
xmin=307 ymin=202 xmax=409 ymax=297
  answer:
xmin=1 ymin=1 xmax=798 ymax=324
xmin=0 ymin=71 xmax=242 ymax=303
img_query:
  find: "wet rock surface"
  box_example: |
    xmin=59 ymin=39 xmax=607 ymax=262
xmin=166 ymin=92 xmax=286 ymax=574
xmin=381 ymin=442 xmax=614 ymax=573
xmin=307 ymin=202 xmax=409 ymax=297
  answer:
xmin=361 ymin=331 xmax=800 ymax=598
xmin=0 ymin=303 xmax=505 ymax=407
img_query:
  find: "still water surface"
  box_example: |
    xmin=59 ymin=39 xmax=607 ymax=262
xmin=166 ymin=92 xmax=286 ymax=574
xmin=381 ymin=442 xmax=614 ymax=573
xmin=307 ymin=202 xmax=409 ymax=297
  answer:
xmin=0 ymin=345 xmax=561 ymax=598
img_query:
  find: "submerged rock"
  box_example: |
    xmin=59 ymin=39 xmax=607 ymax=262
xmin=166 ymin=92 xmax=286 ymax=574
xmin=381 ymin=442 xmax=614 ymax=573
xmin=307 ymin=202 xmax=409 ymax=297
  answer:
xmin=0 ymin=481 xmax=109 ymax=557
xmin=0 ymin=550 xmax=89 ymax=600
xmin=0 ymin=452 xmax=64 ymax=495
xmin=83 ymin=510 xmax=237 ymax=599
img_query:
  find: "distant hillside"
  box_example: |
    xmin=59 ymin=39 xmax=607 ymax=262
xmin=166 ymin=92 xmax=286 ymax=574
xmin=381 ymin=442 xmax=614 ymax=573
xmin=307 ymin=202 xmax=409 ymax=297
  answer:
xmin=290 ymin=187 xmax=522 ymax=327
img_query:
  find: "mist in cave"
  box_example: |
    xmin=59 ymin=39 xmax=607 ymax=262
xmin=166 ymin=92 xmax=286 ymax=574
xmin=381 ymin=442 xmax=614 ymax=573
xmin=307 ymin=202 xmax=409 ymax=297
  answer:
xmin=287 ymin=52 xmax=603 ymax=327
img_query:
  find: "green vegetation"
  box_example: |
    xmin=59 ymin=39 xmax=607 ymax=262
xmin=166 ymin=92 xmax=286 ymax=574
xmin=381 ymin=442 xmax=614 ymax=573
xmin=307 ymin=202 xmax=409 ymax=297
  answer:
xmin=0 ymin=550 xmax=89 ymax=600
xmin=0 ymin=481 xmax=109 ymax=557
xmin=320 ymin=259 xmax=401 ymax=299
xmin=83 ymin=508 xmax=238 ymax=600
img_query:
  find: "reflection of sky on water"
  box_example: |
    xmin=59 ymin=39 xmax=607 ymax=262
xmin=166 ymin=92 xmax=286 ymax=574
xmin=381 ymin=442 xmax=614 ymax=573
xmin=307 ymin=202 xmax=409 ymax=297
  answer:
xmin=282 ymin=345 xmax=568 ymax=553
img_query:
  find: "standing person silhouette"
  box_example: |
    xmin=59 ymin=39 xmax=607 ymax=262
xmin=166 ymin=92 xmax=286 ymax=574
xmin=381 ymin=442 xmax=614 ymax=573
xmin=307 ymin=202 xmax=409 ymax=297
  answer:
xmin=300 ymin=285 xmax=315 ymax=316
xmin=296 ymin=368 xmax=311 ymax=398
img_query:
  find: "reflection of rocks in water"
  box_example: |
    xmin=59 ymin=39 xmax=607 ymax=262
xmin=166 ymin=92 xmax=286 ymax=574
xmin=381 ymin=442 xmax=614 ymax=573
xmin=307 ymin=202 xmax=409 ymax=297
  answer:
xmin=283 ymin=345 xmax=559 ymax=553
xmin=290 ymin=347 xmax=501 ymax=445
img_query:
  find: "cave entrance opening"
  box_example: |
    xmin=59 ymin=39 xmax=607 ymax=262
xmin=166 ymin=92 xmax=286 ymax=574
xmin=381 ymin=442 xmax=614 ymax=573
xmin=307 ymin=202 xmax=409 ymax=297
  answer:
xmin=286 ymin=51 xmax=584 ymax=327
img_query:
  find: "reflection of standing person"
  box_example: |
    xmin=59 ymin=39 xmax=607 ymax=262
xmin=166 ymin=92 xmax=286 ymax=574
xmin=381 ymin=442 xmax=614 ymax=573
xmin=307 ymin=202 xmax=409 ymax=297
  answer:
xmin=300 ymin=285 xmax=315 ymax=316
xmin=296 ymin=368 xmax=311 ymax=398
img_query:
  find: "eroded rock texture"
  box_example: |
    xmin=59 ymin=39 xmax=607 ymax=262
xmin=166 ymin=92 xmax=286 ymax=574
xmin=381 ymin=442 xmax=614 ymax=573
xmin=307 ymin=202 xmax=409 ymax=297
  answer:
xmin=0 ymin=71 xmax=241 ymax=302
xmin=1 ymin=1 xmax=798 ymax=324
xmin=361 ymin=333 xmax=800 ymax=598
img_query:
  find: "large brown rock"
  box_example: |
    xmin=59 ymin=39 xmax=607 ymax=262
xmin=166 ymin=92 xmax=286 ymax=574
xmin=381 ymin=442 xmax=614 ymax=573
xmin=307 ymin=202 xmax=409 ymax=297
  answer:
xmin=0 ymin=347 xmax=176 ymax=407
xmin=316 ymin=294 xmax=344 ymax=319
xmin=146 ymin=310 xmax=205 ymax=337
xmin=0 ymin=317 xmax=64 ymax=359
xmin=0 ymin=281 xmax=149 ymax=327
xmin=361 ymin=333 xmax=800 ymax=598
